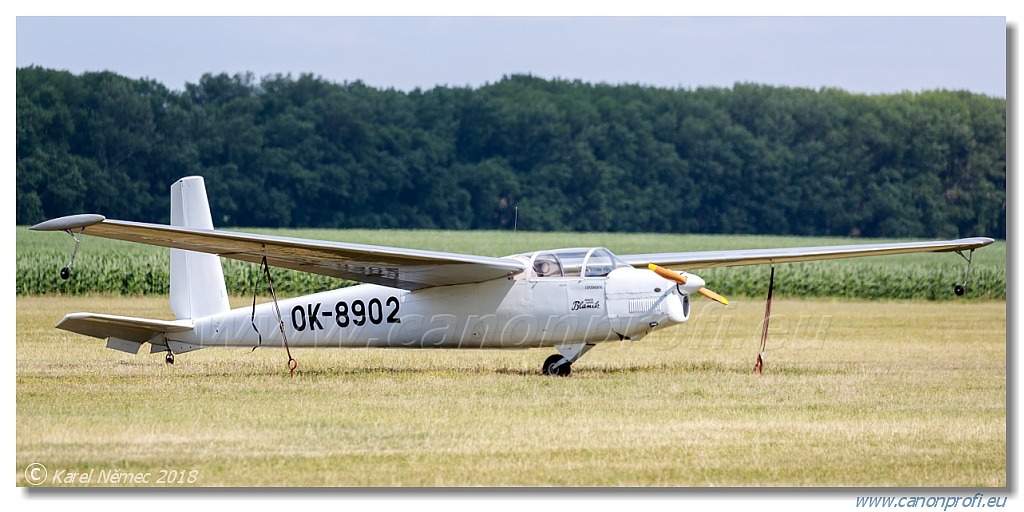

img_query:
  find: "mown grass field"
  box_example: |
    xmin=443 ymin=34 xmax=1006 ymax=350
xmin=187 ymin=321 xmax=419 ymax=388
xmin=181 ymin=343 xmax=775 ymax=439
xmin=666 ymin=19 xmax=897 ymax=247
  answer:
xmin=16 ymin=294 xmax=1005 ymax=487
xmin=15 ymin=228 xmax=1007 ymax=487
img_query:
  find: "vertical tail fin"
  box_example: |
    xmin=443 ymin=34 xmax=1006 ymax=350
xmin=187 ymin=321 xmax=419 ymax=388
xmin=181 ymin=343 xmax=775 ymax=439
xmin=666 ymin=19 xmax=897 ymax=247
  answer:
xmin=169 ymin=176 xmax=230 ymax=320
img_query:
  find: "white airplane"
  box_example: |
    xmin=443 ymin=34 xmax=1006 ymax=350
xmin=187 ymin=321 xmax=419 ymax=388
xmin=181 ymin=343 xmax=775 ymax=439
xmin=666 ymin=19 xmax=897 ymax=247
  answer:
xmin=30 ymin=177 xmax=994 ymax=376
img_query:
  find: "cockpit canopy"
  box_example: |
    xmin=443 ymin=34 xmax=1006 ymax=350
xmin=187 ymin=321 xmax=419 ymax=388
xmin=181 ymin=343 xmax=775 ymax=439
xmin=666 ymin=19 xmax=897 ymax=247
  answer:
xmin=514 ymin=247 xmax=632 ymax=279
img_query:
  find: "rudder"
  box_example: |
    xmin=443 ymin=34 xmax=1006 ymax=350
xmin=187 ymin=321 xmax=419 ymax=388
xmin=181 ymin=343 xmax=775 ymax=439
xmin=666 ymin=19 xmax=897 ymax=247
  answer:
xmin=170 ymin=176 xmax=230 ymax=320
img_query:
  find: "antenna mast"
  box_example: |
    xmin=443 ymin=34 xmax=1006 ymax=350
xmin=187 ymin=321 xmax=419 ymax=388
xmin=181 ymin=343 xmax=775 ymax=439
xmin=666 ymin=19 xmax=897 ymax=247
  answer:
xmin=513 ymin=206 xmax=519 ymax=252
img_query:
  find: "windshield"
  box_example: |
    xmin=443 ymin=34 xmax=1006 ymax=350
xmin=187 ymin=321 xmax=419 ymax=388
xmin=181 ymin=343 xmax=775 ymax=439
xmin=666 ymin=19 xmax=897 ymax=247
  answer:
xmin=583 ymin=248 xmax=624 ymax=277
xmin=522 ymin=247 xmax=630 ymax=278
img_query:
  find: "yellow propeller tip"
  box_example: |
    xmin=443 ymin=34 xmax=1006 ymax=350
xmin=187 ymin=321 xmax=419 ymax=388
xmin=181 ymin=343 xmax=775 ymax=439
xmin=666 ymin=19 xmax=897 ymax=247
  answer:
xmin=698 ymin=287 xmax=729 ymax=305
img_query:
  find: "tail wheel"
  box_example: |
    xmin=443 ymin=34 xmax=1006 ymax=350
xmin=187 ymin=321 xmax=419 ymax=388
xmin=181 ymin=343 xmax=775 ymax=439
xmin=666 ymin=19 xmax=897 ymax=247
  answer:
xmin=542 ymin=354 xmax=571 ymax=377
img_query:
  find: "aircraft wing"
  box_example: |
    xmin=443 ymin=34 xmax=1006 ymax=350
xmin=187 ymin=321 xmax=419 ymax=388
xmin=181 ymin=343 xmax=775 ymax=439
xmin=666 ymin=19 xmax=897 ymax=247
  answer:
xmin=30 ymin=215 xmax=526 ymax=291
xmin=617 ymin=237 xmax=995 ymax=270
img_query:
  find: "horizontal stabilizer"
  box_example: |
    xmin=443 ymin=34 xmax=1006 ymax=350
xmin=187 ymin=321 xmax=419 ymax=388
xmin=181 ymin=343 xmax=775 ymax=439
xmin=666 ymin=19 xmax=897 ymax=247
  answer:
xmin=57 ymin=312 xmax=193 ymax=343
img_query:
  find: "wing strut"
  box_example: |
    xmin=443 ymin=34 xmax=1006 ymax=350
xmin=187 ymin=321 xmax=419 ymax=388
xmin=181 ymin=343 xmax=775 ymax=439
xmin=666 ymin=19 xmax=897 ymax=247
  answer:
xmin=251 ymin=248 xmax=298 ymax=377
xmin=754 ymin=266 xmax=776 ymax=375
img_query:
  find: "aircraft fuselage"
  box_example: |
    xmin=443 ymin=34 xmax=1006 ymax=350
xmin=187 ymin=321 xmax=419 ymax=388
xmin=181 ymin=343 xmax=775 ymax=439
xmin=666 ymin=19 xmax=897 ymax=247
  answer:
xmin=181 ymin=266 xmax=692 ymax=351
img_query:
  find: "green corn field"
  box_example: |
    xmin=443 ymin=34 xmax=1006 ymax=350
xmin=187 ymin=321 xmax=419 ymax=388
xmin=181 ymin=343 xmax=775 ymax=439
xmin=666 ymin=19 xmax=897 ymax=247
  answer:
xmin=16 ymin=227 xmax=1005 ymax=300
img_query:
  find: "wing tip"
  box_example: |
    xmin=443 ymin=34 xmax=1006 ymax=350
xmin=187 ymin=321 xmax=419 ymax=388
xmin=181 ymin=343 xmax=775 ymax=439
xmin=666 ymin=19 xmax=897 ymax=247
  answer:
xmin=30 ymin=214 xmax=106 ymax=232
xmin=949 ymin=237 xmax=996 ymax=250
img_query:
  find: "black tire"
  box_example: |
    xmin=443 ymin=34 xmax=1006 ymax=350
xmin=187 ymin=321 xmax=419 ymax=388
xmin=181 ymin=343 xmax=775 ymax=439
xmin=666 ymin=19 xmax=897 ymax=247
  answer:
xmin=165 ymin=352 xmax=175 ymax=365
xmin=954 ymin=284 xmax=966 ymax=296
xmin=542 ymin=354 xmax=571 ymax=377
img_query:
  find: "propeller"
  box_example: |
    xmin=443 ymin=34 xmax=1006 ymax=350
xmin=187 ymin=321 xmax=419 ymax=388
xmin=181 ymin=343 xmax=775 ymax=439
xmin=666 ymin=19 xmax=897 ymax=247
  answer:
xmin=648 ymin=263 xmax=729 ymax=305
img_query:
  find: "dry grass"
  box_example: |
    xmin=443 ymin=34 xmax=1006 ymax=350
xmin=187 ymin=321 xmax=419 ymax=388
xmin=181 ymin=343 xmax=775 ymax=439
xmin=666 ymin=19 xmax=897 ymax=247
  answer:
xmin=16 ymin=295 xmax=1005 ymax=487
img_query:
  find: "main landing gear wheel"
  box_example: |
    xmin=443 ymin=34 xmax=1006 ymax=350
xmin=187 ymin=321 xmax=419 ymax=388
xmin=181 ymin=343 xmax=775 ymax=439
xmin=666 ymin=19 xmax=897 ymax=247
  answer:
xmin=542 ymin=354 xmax=571 ymax=377
xmin=165 ymin=351 xmax=175 ymax=365
xmin=954 ymin=284 xmax=966 ymax=296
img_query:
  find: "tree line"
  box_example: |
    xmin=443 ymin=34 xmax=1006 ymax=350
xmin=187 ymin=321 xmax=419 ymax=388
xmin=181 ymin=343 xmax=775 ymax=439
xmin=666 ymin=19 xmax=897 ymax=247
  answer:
xmin=16 ymin=67 xmax=1006 ymax=238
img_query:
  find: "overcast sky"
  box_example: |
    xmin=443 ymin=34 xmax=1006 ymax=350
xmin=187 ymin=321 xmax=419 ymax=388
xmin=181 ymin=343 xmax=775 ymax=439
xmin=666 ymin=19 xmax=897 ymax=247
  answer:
xmin=15 ymin=16 xmax=1008 ymax=97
